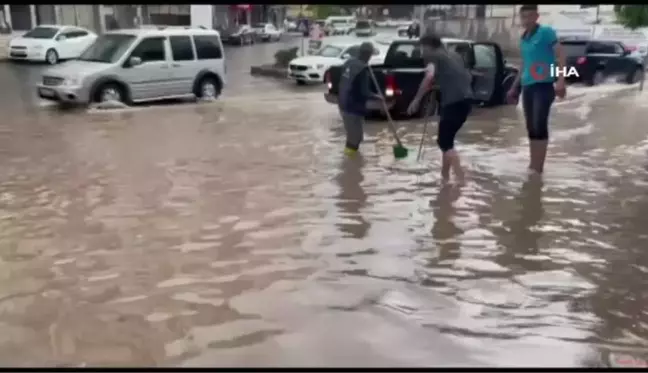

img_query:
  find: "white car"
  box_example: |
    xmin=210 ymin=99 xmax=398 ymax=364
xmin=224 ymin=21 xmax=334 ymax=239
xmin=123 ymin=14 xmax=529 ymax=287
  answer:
xmin=288 ymin=40 xmax=386 ymax=85
xmin=9 ymin=24 xmax=97 ymax=65
xmin=253 ymin=23 xmax=282 ymax=42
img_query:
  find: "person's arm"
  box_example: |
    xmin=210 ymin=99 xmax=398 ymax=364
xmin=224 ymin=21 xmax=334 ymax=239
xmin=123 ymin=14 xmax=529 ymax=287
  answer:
xmin=547 ymin=27 xmax=565 ymax=86
xmin=360 ymin=67 xmax=373 ymax=100
xmin=412 ymin=63 xmax=436 ymax=105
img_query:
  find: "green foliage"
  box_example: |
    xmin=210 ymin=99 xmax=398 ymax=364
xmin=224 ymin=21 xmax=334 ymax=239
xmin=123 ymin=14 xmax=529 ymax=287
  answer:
xmin=307 ymin=5 xmax=354 ymax=19
xmin=274 ymin=47 xmax=299 ymax=68
xmin=614 ymin=5 xmax=648 ymax=29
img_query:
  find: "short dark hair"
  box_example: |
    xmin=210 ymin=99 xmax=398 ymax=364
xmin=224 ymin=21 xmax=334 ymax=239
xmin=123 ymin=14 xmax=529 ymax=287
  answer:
xmin=519 ymin=5 xmax=538 ymax=13
xmin=419 ymin=33 xmax=443 ymax=49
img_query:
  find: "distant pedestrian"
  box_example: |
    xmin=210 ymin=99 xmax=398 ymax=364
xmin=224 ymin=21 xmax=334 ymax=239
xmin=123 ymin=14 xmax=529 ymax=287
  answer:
xmin=337 ymin=42 xmax=376 ymax=156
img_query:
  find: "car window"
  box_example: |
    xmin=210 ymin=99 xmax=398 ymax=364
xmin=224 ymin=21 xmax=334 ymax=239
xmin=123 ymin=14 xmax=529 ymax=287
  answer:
xmin=473 ymin=44 xmax=496 ymax=69
xmin=587 ymin=41 xmax=616 ymax=54
xmin=23 ymin=27 xmax=60 ymax=39
xmin=317 ymin=45 xmax=343 ymax=57
xmin=356 ymin=21 xmax=370 ymax=28
xmin=344 ymin=46 xmax=359 ymax=57
xmin=130 ymin=37 xmax=166 ymax=63
xmin=170 ymin=35 xmax=194 ymax=61
xmin=447 ymin=42 xmax=473 ymax=67
xmin=561 ymin=41 xmax=588 ymax=56
xmin=193 ymin=35 xmax=223 ymax=59
xmin=387 ymin=43 xmax=423 ymax=67
xmin=613 ymin=43 xmax=625 ymax=54
xmin=63 ymin=30 xmax=88 ymax=38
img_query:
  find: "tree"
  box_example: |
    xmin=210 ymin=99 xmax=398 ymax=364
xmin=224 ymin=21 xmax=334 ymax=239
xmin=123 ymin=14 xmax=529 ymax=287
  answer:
xmin=307 ymin=5 xmax=351 ymax=19
xmin=614 ymin=5 xmax=648 ymax=30
xmin=614 ymin=6 xmax=648 ymax=91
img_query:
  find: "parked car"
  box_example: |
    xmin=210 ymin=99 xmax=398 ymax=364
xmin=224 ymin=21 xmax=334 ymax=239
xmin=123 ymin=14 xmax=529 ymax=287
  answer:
xmin=354 ymin=20 xmax=374 ymax=37
xmin=561 ymin=38 xmax=645 ymax=86
xmin=397 ymin=23 xmax=412 ymax=38
xmin=36 ymin=26 xmax=226 ymax=106
xmin=253 ymin=23 xmax=282 ymax=42
xmin=289 ymin=38 xmax=387 ymax=86
xmin=325 ymin=16 xmax=356 ymax=36
xmin=222 ymin=25 xmax=256 ymax=45
xmin=324 ymin=38 xmax=518 ymax=117
xmin=8 ymin=24 xmax=97 ymax=65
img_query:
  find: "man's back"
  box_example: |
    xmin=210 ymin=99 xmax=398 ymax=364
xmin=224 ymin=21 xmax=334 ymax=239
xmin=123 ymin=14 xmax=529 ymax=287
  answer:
xmin=338 ymin=58 xmax=370 ymax=116
xmin=424 ymin=49 xmax=473 ymax=106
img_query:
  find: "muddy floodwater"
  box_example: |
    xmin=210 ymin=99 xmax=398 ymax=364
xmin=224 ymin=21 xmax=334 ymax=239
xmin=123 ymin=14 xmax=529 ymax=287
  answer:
xmin=2 ymin=44 xmax=648 ymax=366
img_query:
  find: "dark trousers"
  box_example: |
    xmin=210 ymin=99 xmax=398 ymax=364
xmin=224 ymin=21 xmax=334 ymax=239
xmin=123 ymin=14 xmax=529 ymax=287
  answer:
xmin=437 ymin=99 xmax=472 ymax=152
xmin=522 ymin=82 xmax=555 ymax=140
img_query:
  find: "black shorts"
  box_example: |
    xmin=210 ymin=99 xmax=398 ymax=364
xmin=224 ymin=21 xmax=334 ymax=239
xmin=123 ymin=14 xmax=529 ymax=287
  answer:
xmin=522 ymin=82 xmax=555 ymax=140
xmin=437 ymin=99 xmax=472 ymax=152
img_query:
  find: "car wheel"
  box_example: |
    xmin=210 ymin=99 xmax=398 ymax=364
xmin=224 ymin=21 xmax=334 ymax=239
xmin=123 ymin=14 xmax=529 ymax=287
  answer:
xmin=45 ymin=48 xmax=59 ymax=65
xmin=587 ymin=69 xmax=605 ymax=86
xmin=196 ymin=75 xmax=222 ymax=100
xmin=626 ymin=66 xmax=644 ymax=84
xmin=93 ymin=82 xmax=128 ymax=104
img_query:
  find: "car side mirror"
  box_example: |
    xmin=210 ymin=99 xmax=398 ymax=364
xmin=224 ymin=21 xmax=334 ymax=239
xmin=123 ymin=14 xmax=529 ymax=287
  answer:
xmin=622 ymin=49 xmax=631 ymax=56
xmin=56 ymin=35 xmax=67 ymax=41
xmin=127 ymin=56 xmax=142 ymax=67
xmin=341 ymin=53 xmax=350 ymax=60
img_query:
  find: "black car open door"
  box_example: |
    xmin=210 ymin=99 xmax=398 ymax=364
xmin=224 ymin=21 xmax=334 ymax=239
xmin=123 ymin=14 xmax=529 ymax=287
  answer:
xmin=470 ymin=42 xmax=505 ymax=105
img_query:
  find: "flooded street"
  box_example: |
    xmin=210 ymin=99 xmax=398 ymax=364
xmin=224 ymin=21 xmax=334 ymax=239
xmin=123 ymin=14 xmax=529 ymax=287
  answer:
xmin=1 ymin=35 xmax=648 ymax=367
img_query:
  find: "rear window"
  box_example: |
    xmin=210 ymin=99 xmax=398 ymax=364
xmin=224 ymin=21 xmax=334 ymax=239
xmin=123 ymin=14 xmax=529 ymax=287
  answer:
xmin=561 ymin=41 xmax=588 ymax=56
xmin=386 ymin=43 xmax=423 ymax=67
xmin=356 ymin=21 xmax=370 ymax=29
xmin=193 ymin=35 xmax=223 ymax=59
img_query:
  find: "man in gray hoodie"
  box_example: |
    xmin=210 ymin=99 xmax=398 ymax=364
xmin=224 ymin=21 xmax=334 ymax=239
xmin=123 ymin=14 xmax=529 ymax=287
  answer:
xmin=338 ymin=42 xmax=375 ymax=156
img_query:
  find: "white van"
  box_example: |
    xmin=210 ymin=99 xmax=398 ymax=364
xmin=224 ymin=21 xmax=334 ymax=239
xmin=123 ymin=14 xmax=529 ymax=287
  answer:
xmin=325 ymin=16 xmax=356 ymax=35
xmin=36 ymin=26 xmax=226 ymax=106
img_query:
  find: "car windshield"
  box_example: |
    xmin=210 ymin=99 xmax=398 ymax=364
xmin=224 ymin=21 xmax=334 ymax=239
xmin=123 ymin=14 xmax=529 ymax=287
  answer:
xmin=77 ymin=34 xmax=136 ymax=63
xmin=317 ymin=45 xmax=343 ymax=57
xmin=331 ymin=20 xmax=347 ymax=25
xmin=356 ymin=21 xmax=370 ymax=29
xmin=561 ymin=41 xmax=588 ymax=56
xmin=23 ymin=27 xmax=60 ymax=39
xmin=254 ymin=24 xmax=266 ymax=28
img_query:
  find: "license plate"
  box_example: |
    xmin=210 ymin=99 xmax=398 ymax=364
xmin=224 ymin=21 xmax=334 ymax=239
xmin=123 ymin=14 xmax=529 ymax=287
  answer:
xmin=39 ymin=88 xmax=55 ymax=98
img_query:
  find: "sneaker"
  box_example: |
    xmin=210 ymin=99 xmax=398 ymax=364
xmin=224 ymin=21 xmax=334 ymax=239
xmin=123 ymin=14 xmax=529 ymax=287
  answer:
xmin=344 ymin=147 xmax=358 ymax=156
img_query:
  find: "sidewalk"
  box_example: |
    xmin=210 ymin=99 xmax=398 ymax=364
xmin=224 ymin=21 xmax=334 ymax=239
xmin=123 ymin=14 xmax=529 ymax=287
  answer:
xmin=0 ymin=34 xmax=10 ymax=61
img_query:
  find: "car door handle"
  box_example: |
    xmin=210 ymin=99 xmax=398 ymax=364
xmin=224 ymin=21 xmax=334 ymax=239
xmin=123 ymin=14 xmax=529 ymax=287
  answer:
xmin=171 ymin=63 xmax=181 ymax=68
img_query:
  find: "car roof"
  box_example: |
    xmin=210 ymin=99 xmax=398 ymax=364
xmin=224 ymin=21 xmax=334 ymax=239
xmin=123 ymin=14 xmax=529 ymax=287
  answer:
xmin=380 ymin=36 xmax=473 ymax=44
xmin=105 ymin=27 xmax=221 ymax=38
xmin=35 ymin=24 xmax=80 ymax=30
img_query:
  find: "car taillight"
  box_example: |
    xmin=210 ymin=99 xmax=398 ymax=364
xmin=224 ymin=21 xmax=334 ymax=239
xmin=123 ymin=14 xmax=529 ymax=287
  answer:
xmin=576 ymin=57 xmax=587 ymax=65
xmin=325 ymin=71 xmax=332 ymax=90
xmin=385 ymin=74 xmax=396 ymax=97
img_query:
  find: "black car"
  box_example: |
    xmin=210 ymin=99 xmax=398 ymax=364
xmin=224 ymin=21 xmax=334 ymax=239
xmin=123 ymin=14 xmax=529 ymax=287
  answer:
xmin=324 ymin=38 xmax=518 ymax=118
xmin=222 ymin=25 xmax=256 ymax=45
xmin=561 ymin=38 xmax=645 ymax=86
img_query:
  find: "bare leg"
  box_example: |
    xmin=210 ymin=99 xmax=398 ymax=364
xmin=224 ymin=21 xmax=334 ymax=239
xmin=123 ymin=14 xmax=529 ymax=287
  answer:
xmin=441 ymin=151 xmax=451 ymax=183
xmin=445 ymin=149 xmax=465 ymax=185
xmin=529 ymin=139 xmax=548 ymax=174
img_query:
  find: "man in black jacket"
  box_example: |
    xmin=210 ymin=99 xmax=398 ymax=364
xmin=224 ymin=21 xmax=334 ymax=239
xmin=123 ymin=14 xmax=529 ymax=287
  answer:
xmin=338 ymin=42 xmax=375 ymax=156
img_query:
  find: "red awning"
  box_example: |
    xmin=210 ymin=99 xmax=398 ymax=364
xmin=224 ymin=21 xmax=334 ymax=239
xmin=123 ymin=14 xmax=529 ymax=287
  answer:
xmin=236 ymin=4 xmax=250 ymax=10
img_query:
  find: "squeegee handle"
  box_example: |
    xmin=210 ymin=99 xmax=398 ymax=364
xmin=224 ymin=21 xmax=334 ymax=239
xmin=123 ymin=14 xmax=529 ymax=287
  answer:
xmin=367 ymin=66 xmax=403 ymax=147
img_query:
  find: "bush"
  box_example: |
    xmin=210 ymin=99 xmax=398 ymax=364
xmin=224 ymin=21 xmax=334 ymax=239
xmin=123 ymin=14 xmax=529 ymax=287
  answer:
xmin=274 ymin=47 xmax=299 ymax=68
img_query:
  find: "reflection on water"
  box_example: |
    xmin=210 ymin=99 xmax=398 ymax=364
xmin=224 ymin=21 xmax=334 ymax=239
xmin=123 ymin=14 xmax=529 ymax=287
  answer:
xmin=1 ymin=81 xmax=648 ymax=366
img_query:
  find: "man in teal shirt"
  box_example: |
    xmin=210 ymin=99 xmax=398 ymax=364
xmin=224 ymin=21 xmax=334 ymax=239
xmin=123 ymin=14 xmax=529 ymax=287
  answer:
xmin=507 ymin=4 xmax=566 ymax=176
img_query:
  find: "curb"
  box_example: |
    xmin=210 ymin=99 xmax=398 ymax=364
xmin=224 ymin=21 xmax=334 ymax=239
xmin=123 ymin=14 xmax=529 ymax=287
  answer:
xmin=250 ymin=65 xmax=288 ymax=79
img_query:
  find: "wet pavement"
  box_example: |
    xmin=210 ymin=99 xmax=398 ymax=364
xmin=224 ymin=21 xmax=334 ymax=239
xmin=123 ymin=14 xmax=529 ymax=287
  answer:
xmin=2 ymin=33 xmax=648 ymax=367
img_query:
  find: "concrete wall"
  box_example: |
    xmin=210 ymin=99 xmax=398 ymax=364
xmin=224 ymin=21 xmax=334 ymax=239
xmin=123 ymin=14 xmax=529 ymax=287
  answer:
xmin=426 ymin=17 xmax=522 ymax=56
